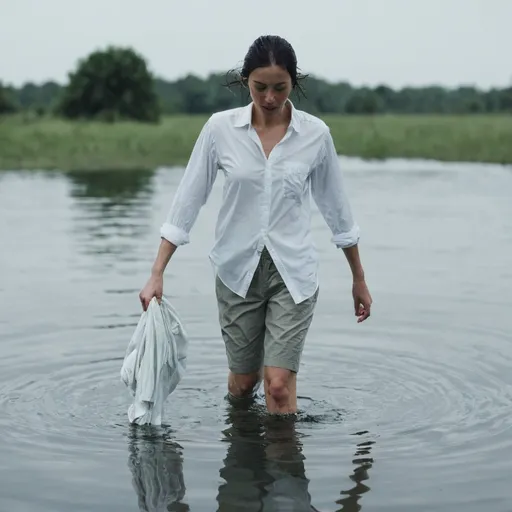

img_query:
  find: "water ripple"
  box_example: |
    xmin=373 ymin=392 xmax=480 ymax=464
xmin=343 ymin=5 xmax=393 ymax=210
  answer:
xmin=309 ymin=336 xmax=512 ymax=475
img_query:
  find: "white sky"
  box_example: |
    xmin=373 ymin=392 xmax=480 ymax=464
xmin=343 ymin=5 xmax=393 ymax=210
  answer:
xmin=2 ymin=0 xmax=511 ymax=89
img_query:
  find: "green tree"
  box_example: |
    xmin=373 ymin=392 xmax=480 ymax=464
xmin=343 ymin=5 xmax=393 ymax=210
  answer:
xmin=0 ymin=82 xmax=19 ymax=114
xmin=56 ymin=46 xmax=160 ymax=122
xmin=17 ymin=81 xmax=60 ymax=112
xmin=345 ymin=88 xmax=384 ymax=114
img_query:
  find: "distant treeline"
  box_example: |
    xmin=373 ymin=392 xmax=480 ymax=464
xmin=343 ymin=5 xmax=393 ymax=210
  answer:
xmin=1 ymin=46 xmax=511 ymax=117
xmin=2 ymin=75 xmax=511 ymax=117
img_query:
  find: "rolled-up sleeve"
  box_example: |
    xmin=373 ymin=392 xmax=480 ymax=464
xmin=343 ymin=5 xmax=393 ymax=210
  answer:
xmin=310 ymin=128 xmax=360 ymax=248
xmin=160 ymin=118 xmax=218 ymax=246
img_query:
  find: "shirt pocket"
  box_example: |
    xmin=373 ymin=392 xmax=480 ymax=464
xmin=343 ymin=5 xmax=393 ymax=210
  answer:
xmin=282 ymin=163 xmax=311 ymax=205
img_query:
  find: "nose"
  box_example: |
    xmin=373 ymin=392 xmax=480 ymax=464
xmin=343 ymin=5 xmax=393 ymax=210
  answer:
xmin=264 ymin=90 xmax=275 ymax=103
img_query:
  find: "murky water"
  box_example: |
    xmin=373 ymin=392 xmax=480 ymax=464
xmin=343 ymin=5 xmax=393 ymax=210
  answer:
xmin=1 ymin=157 xmax=511 ymax=511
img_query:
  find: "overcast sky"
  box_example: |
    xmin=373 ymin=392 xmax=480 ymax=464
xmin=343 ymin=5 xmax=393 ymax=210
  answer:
xmin=2 ymin=0 xmax=511 ymax=89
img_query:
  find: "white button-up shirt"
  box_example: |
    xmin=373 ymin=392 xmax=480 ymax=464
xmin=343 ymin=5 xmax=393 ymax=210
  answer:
xmin=160 ymin=101 xmax=360 ymax=304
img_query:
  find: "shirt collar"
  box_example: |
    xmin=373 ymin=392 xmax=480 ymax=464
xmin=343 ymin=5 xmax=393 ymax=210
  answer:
xmin=234 ymin=99 xmax=301 ymax=133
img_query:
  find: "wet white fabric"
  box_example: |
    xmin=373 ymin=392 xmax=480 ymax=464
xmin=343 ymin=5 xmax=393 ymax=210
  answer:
xmin=160 ymin=100 xmax=360 ymax=305
xmin=120 ymin=296 xmax=188 ymax=425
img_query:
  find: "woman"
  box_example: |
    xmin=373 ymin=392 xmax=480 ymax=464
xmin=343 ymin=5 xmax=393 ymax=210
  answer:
xmin=139 ymin=35 xmax=372 ymax=415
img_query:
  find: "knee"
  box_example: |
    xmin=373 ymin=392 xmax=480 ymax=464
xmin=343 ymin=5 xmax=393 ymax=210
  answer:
xmin=229 ymin=373 xmax=259 ymax=397
xmin=267 ymin=377 xmax=290 ymax=404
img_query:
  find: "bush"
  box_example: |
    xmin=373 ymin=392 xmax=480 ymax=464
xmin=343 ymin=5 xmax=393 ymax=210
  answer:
xmin=0 ymin=83 xmax=19 ymax=114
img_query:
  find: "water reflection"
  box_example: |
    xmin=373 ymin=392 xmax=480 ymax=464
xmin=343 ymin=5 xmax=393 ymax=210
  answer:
xmin=127 ymin=425 xmax=189 ymax=512
xmin=335 ymin=431 xmax=374 ymax=512
xmin=67 ymin=168 xmax=156 ymax=205
xmin=217 ymin=407 xmax=318 ymax=511
xmin=125 ymin=407 xmax=375 ymax=512
xmin=216 ymin=406 xmax=375 ymax=511
xmin=66 ymin=168 xmax=156 ymax=261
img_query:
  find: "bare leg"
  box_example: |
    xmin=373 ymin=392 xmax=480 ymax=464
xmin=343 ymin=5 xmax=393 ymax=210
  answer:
xmin=264 ymin=366 xmax=297 ymax=414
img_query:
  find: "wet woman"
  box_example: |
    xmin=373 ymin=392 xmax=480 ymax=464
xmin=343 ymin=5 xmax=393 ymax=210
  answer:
xmin=139 ymin=35 xmax=373 ymax=415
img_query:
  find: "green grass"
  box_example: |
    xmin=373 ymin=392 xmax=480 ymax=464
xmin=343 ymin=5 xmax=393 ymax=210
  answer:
xmin=0 ymin=113 xmax=511 ymax=171
xmin=324 ymin=114 xmax=512 ymax=164
xmin=0 ymin=114 xmax=208 ymax=171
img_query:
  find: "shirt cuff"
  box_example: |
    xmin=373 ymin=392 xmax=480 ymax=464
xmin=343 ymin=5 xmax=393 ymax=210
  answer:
xmin=160 ymin=223 xmax=190 ymax=246
xmin=332 ymin=223 xmax=360 ymax=248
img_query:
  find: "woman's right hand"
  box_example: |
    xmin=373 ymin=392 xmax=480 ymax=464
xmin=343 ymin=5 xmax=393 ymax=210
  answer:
xmin=139 ymin=273 xmax=163 ymax=311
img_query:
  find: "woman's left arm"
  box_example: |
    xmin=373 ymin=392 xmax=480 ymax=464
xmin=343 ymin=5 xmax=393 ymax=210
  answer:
xmin=310 ymin=127 xmax=372 ymax=322
xmin=342 ymin=244 xmax=372 ymax=322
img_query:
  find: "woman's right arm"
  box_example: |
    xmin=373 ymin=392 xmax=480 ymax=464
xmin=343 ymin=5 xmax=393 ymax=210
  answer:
xmin=139 ymin=238 xmax=177 ymax=310
xmin=139 ymin=117 xmax=218 ymax=310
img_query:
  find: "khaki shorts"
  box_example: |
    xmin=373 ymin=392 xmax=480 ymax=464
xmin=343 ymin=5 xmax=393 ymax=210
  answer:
xmin=215 ymin=247 xmax=319 ymax=374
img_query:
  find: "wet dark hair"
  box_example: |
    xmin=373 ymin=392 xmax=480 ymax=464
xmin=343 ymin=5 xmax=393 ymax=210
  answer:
xmin=226 ymin=35 xmax=308 ymax=99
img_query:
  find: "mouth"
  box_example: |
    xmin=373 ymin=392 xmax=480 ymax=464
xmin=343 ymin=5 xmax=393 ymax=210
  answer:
xmin=262 ymin=106 xmax=277 ymax=111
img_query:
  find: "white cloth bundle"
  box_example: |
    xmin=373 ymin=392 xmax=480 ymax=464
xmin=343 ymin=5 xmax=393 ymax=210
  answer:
xmin=120 ymin=296 xmax=188 ymax=425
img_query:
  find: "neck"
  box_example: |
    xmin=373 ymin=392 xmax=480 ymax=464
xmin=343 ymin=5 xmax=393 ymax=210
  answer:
xmin=252 ymin=101 xmax=291 ymax=129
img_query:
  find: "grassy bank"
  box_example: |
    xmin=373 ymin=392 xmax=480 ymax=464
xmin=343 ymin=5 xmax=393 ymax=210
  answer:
xmin=325 ymin=114 xmax=512 ymax=164
xmin=1 ymin=113 xmax=511 ymax=171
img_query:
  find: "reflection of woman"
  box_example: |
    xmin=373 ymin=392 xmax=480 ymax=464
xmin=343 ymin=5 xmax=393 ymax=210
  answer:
xmin=127 ymin=425 xmax=189 ymax=512
xmin=216 ymin=407 xmax=320 ymax=511
xmin=125 ymin=413 xmax=374 ymax=510
xmin=335 ymin=432 xmax=374 ymax=511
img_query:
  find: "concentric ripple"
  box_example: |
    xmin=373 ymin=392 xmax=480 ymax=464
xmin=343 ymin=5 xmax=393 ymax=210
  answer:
xmin=302 ymin=311 xmax=512 ymax=484
xmin=0 ymin=338 xmax=127 ymax=455
xmin=0 ymin=331 xmax=223 ymax=457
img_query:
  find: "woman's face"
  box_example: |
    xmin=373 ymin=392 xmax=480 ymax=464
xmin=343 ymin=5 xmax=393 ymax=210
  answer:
xmin=248 ymin=65 xmax=293 ymax=117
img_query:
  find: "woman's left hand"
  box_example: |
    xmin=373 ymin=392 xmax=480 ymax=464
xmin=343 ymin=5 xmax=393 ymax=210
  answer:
xmin=352 ymin=279 xmax=372 ymax=323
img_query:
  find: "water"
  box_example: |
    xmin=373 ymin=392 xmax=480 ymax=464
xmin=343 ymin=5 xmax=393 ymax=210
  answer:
xmin=1 ymin=157 xmax=511 ymax=511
